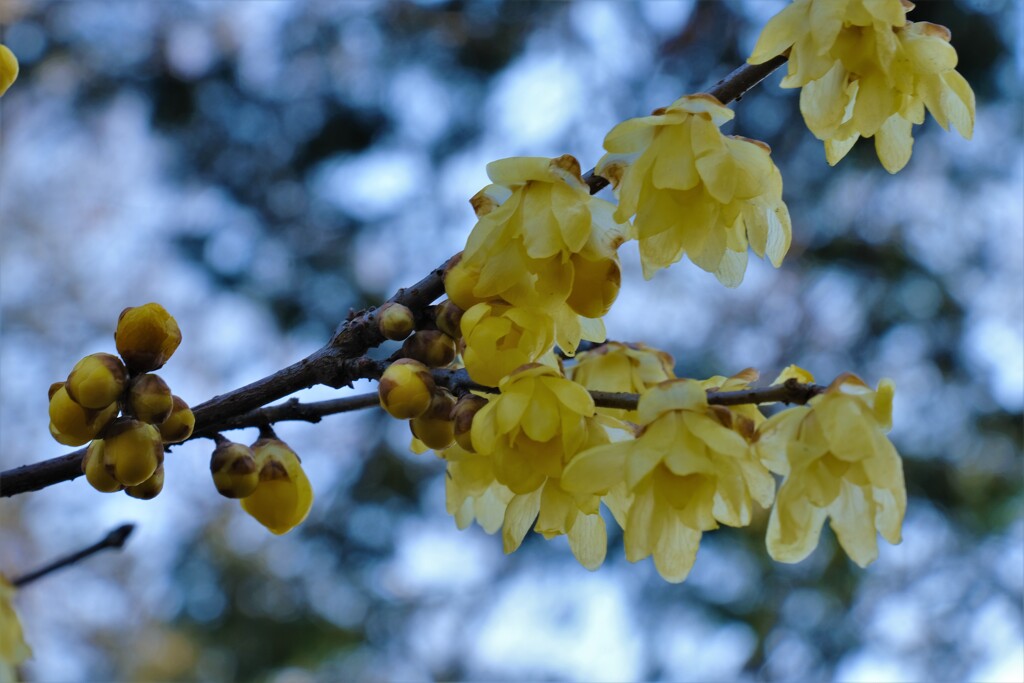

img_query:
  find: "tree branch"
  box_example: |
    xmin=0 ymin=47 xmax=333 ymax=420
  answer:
xmin=11 ymin=524 xmax=135 ymax=588
xmin=0 ymin=54 xmax=790 ymax=498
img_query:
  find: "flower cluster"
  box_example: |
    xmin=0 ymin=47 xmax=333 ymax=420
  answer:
xmin=749 ymin=0 xmax=975 ymax=172
xmin=422 ymin=350 xmax=906 ymax=582
xmin=445 ymin=155 xmax=628 ymax=366
xmin=596 ymin=94 xmax=792 ymax=285
xmin=48 ymin=304 xmax=194 ymax=499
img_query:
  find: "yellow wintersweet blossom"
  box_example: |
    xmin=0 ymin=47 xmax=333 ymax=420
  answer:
xmin=439 ymin=443 xmax=515 ymax=534
xmin=748 ymin=0 xmax=975 ymax=173
xmin=467 ymin=364 xmax=613 ymax=568
xmin=754 ymin=371 xmax=906 ymax=567
xmin=446 ymin=155 xmax=628 ymax=354
xmin=1 ymin=576 xmax=31 ymax=683
xmin=0 ymin=45 xmax=18 ymax=98
xmin=597 ymin=94 xmax=791 ymax=285
xmin=471 ymin=364 xmax=595 ymax=494
xmin=240 ymin=437 xmax=314 ymax=535
xmin=563 ymin=379 xmax=775 ymax=583
xmin=570 ymin=342 xmax=676 ymax=420
xmin=460 ymin=302 xmax=554 ymax=386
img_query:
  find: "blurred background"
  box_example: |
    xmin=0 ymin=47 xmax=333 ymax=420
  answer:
xmin=0 ymin=0 xmax=1021 ymax=681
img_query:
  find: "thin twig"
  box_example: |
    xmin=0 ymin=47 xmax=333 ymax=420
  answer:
xmin=11 ymin=524 xmax=135 ymax=588
xmin=0 ymin=54 xmax=790 ymax=498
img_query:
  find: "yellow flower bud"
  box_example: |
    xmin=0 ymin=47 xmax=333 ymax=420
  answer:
xmin=104 ymin=418 xmax=163 ymax=486
xmin=114 ymin=303 xmax=182 ymax=372
xmin=49 ymin=384 xmax=118 ymax=447
xmin=240 ymin=436 xmax=314 ymax=535
xmin=65 ymin=353 xmax=128 ymax=410
xmin=400 ymin=330 xmax=457 ymax=368
xmin=0 ymin=44 xmax=18 ymax=98
xmin=443 ymin=256 xmax=488 ymax=311
xmin=125 ymin=465 xmax=164 ymax=500
xmin=452 ymin=394 xmax=488 ymax=452
xmin=128 ymin=373 xmax=173 ymax=424
xmin=81 ymin=440 xmax=123 ymax=493
xmin=210 ymin=440 xmax=260 ymax=499
xmin=377 ymin=302 xmax=416 ymax=341
xmin=410 ymin=391 xmax=457 ymax=450
xmin=434 ymin=300 xmax=464 ymax=340
xmin=378 ymin=359 xmax=436 ymax=419
xmin=158 ymin=395 xmax=195 ymax=443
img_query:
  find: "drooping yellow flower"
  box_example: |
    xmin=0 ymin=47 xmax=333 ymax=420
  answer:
xmin=460 ymin=302 xmax=554 ymax=386
xmin=597 ymin=94 xmax=791 ymax=285
xmin=240 ymin=436 xmax=314 ymax=535
xmin=0 ymin=575 xmax=31 ymax=683
xmin=447 ymin=155 xmax=628 ymax=354
xmin=570 ymin=342 xmax=676 ymax=420
xmin=0 ymin=45 xmax=18 ymax=98
xmin=439 ymin=442 xmax=515 ymax=535
xmin=563 ymin=379 xmax=774 ymax=582
xmin=755 ymin=371 xmax=906 ymax=567
xmin=749 ymin=0 xmax=975 ymax=173
xmin=470 ymin=364 xmax=595 ymax=494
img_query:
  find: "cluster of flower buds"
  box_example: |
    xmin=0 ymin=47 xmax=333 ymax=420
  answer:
xmin=210 ymin=429 xmax=313 ymax=535
xmin=53 ymin=304 xmax=194 ymax=497
xmin=375 ymin=298 xmax=468 ymax=451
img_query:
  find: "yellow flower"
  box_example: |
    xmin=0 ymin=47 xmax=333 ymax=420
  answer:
xmin=439 ymin=442 xmax=515 ymax=535
xmin=240 ymin=437 xmax=314 ymax=535
xmin=460 ymin=302 xmax=554 ymax=386
xmin=755 ymin=372 xmax=905 ymax=567
xmin=597 ymin=94 xmax=791 ymax=285
xmin=470 ymin=364 xmax=595 ymax=495
xmin=563 ymin=379 xmax=774 ymax=582
xmin=0 ymin=575 xmax=31 ymax=682
xmin=749 ymin=0 xmax=974 ymax=173
xmin=0 ymin=45 xmax=18 ymax=98
xmin=114 ymin=303 xmax=183 ymax=373
xmin=570 ymin=342 xmax=676 ymax=420
xmin=448 ymin=155 xmax=628 ymax=354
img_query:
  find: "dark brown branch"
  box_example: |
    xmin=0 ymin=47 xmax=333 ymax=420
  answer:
xmin=588 ymin=378 xmax=827 ymax=411
xmin=192 ymin=393 xmax=383 ymax=437
xmin=11 ymin=524 xmax=135 ymax=588
xmin=1 ymin=55 xmax=790 ymax=498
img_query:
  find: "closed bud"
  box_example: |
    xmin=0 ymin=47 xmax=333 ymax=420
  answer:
xmin=210 ymin=440 xmax=260 ymax=499
xmin=410 ymin=391 xmax=457 ymax=450
xmin=104 ymin=418 xmax=163 ymax=486
xmin=401 ymin=330 xmax=457 ymax=368
xmin=128 ymin=374 xmax=173 ymax=424
xmin=453 ymin=394 xmax=488 ymax=452
xmin=159 ymin=396 xmax=195 ymax=443
xmin=378 ymin=359 xmax=436 ymax=419
xmin=0 ymin=44 xmax=18 ymax=97
xmin=240 ymin=436 xmax=314 ymax=535
xmin=82 ymin=440 xmax=123 ymax=493
xmin=115 ymin=303 xmax=182 ymax=372
xmin=49 ymin=385 xmax=118 ymax=447
xmin=443 ymin=256 xmax=486 ymax=311
xmin=435 ymin=300 xmax=464 ymax=340
xmin=125 ymin=465 xmax=164 ymax=500
xmin=66 ymin=353 xmax=127 ymax=410
xmin=378 ymin=303 xmax=416 ymax=341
